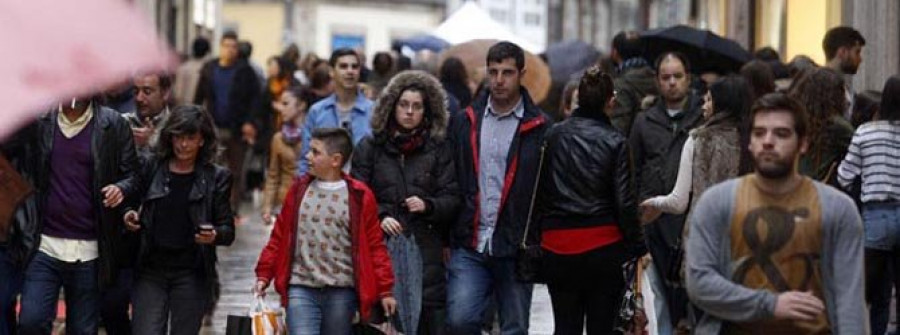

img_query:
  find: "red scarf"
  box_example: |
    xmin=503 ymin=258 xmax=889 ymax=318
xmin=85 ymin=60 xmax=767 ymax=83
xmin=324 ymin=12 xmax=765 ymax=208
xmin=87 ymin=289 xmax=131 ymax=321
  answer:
xmin=389 ymin=125 xmax=427 ymax=155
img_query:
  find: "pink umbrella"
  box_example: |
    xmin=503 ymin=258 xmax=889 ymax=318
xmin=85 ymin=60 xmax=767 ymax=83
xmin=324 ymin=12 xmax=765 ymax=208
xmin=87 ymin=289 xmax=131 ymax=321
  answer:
xmin=0 ymin=0 xmax=177 ymax=139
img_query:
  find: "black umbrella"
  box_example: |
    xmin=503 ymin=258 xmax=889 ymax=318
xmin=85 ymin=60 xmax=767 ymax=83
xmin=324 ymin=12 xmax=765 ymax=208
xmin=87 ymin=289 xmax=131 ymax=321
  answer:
xmin=543 ymin=39 xmax=601 ymax=83
xmin=641 ymin=25 xmax=751 ymax=74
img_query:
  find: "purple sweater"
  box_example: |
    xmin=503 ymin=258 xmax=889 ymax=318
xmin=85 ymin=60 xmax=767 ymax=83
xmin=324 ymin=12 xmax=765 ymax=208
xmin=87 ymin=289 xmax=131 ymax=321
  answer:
xmin=43 ymin=121 xmax=96 ymax=240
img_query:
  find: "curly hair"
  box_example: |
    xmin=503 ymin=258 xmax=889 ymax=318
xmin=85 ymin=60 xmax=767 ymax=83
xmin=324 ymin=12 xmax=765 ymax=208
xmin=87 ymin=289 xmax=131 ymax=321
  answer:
xmin=787 ymin=67 xmax=846 ymax=167
xmin=156 ymin=105 xmax=220 ymax=165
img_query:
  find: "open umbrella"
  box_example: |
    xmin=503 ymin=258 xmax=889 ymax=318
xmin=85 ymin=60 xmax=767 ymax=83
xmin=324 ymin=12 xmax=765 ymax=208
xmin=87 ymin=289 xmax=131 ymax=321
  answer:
xmin=543 ymin=40 xmax=600 ymax=84
xmin=641 ymin=25 xmax=751 ymax=74
xmin=439 ymin=39 xmax=551 ymax=104
xmin=0 ymin=0 xmax=175 ymax=139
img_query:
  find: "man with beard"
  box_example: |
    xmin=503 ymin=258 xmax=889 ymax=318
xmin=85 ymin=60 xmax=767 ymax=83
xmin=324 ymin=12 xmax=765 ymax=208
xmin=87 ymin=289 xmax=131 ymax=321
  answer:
xmin=685 ymin=93 xmax=866 ymax=334
xmin=822 ymin=26 xmax=865 ymax=120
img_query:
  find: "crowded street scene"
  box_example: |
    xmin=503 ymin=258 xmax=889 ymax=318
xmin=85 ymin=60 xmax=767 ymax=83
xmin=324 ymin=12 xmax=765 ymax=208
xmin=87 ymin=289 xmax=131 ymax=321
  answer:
xmin=2 ymin=0 xmax=900 ymax=334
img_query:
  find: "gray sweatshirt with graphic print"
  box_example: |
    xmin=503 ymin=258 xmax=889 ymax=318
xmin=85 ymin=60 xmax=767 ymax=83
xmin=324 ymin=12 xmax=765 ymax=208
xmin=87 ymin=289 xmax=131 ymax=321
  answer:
xmin=685 ymin=178 xmax=867 ymax=334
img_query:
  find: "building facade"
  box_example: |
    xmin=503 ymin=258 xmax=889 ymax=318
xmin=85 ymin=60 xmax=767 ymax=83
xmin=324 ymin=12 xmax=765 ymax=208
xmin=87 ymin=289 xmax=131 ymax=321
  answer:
xmin=133 ymin=0 xmax=219 ymax=57
xmin=219 ymin=0 xmax=444 ymax=66
xmin=544 ymin=0 xmax=897 ymax=92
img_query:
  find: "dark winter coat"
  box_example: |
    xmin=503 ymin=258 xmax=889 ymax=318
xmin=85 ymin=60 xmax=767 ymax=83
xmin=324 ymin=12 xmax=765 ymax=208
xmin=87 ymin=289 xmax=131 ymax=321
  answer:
xmin=194 ymin=58 xmax=261 ymax=132
xmin=629 ymin=92 xmax=703 ymax=202
xmin=352 ymin=70 xmax=459 ymax=307
xmin=611 ymin=63 xmax=658 ymax=135
xmin=447 ymin=87 xmax=553 ymax=258
xmin=537 ymin=108 xmax=644 ymax=256
xmin=27 ymin=105 xmax=139 ymax=288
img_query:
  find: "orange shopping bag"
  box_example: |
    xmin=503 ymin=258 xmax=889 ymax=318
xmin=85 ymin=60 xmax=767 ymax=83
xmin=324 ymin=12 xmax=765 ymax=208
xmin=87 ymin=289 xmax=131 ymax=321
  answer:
xmin=250 ymin=295 xmax=284 ymax=335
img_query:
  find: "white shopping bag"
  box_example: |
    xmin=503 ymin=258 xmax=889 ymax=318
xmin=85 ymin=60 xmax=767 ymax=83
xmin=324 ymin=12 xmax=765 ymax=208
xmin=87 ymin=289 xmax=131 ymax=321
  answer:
xmin=250 ymin=295 xmax=285 ymax=335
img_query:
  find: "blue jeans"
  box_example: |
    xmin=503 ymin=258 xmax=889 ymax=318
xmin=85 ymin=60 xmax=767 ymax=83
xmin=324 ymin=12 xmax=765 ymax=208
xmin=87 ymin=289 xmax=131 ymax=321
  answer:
xmin=446 ymin=248 xmax=532 ymax=335
xmin=863 ymin=203 xmax=900 ymax=335
xmin=286 ymin=285 xmax=357 ymax=335
xmin=0 ymin=246 xmax=22 ymax=335
xmin=19 ymin=251 xmax=99 ymax=335
xmin=863 ymin=204 xmax=900 ymax=251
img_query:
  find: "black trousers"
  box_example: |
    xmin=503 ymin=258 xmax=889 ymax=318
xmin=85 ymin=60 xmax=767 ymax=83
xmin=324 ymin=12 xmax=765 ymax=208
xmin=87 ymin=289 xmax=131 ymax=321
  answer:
xmin=101 ymin=268 xmax=133 ymax=335
xmin=131 ymin=266 xmax=209 ymax=335
xmin=543 ymin=242 xmax=629 ymax=335
xmin=865 ymin=248 xmax=898 ymax=335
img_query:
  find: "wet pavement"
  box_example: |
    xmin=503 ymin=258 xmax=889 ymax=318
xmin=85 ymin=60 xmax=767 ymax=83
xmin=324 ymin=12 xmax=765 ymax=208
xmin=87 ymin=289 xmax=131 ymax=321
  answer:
xmin=200 ymin=202 xmax=556 ymax=334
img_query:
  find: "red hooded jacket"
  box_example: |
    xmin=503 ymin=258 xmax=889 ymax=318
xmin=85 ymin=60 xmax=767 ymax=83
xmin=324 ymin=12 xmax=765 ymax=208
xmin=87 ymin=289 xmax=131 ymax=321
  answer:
xmin=254 ymin=174 xmax=394 ymax=321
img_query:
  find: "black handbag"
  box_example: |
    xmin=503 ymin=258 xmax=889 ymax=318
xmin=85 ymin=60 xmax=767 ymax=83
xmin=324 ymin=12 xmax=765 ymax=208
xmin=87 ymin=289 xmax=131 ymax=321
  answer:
xmin=225 ymin=314 xmax=252 ymax=335
xmin=515 ymin=144 xmax=546 ymax=283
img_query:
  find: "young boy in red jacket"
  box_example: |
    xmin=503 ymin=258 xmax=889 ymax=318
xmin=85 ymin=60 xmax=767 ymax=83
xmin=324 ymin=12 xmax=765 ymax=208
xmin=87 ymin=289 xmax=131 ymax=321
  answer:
xmin=254 ymin=128 xmax=396 ymax=334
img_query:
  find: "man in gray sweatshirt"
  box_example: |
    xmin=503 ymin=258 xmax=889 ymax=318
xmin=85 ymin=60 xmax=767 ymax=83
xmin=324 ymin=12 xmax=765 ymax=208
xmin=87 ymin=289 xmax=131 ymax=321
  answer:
xmin=685 ymin=92 xmax=866 ymax=334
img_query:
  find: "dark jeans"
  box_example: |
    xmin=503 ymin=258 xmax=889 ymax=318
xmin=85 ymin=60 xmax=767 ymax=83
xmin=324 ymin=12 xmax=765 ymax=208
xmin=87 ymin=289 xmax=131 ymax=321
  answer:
xmin=446 ymin=248 xmax=532 ymax=335
xmin=418 ymin=307 xmax=446 ymax=335
xmin=866 ymin=248 xmax=896 ymax=335
xmin=0 ymin=245 xmax=22 ymax=335
xmin=131 ymin=266 xmax=209 ymax=335
xmin=19 ymin=251 xmax=100 ymax=335
xmin=863 ymin=203 xmax=900 ymax=335
xmin=543 ymin=242 xmax=628 ymax=335
xmin=101 ymin=268 xmax=133 ymax=335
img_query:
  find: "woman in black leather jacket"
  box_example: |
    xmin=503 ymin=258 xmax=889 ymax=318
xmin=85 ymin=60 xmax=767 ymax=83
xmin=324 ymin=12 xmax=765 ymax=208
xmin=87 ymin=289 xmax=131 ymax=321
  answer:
xmin=121 ymin=105 xmax=235 ymax=334
xmin=536 ymin=66 xmax=643 ymax=334
xmin=352 ymin=70 xmax=459 ymax=335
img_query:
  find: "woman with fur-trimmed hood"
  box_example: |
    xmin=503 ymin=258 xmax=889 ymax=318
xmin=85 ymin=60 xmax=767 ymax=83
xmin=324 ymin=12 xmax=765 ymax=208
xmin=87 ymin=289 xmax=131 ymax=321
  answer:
xmin=352 ymin=70 xmax=460 ymax=335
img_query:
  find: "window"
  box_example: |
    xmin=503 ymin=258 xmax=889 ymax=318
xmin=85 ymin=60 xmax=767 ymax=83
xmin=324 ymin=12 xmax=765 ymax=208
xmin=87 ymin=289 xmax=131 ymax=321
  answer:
xmin=524 ymin=13 xmax=541 ymax=26
xmin=489 ymin=9 xmax=507 ymax=22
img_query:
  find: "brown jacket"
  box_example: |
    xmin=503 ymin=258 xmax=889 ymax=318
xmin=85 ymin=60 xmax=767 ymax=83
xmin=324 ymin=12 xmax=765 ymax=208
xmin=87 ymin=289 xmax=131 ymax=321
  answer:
xmin=262 ymin=132 xmax=301 ymax=213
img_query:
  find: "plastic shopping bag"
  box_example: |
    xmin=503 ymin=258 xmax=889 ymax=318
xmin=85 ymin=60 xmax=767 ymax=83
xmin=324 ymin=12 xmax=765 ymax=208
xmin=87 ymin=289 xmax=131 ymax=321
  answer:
xmin=251 ymin=295 xmax=285 ymax=335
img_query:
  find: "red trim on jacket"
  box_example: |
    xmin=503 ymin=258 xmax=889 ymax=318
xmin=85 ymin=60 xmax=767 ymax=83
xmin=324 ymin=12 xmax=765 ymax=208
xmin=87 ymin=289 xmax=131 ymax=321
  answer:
xmin=465 ymin=107 xmax=481 ymax=248
xmin=541 ymin=225 xmax=623 ymax=255
xmin=254 ymin=174 xmax=394 ymax=321
xmin=464 ymin=106 xmax=547 ymax=250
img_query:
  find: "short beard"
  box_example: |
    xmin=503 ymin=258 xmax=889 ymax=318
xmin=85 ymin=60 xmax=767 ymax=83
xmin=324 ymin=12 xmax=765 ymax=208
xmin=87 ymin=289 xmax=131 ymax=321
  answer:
xmin=754 ymin=160 xmax=792 ymax=179
xmin=840 ymin=61 xmax=859 ymax=75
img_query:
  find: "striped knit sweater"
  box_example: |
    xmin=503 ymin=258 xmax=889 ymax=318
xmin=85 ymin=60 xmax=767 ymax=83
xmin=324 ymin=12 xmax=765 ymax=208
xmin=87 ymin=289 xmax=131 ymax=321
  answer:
xmin=837 ymin=120 xmax=900 ymax=203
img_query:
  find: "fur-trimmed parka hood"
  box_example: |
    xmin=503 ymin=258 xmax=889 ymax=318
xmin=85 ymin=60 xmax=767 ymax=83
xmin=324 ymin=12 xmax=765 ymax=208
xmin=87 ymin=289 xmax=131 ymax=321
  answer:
xmin=371 ymin=70 xmax=449 ymax=140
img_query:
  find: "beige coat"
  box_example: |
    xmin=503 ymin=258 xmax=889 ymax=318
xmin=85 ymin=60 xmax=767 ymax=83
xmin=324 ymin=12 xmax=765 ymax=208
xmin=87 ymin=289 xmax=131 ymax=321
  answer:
xmin=262 ymin=132 xmax=301 ymax=213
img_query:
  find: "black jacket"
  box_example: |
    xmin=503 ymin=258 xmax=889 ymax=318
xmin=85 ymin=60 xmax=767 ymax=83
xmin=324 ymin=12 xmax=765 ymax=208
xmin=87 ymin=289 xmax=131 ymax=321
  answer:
xmin=27 ymin=106 xmax=139 ymax=288
xmin=194 ymin=58 xmax=261 ymax=132
xmin=351 ymin=70 xmax=459 ymax=306
xmin=448 ymin=88 xmax=552 ymax=258
xmin=352 ymin=137 xmax=458 ymax=306
xmin=628 ymin=92 xmax=703 ymax=202
xmin=1 ymin=123 xmax=40 ymax=269
xmin=121 ymin=159 xmax=235 ymax=299
xmin=352 ymin=137 xmax=459 ymax=236
xmin=537 ymin=109 xmax=644 ymax=256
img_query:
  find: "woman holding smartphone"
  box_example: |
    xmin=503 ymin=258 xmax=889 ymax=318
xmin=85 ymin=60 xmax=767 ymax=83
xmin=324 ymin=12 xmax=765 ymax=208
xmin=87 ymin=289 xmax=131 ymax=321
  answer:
xmin=120 ymin=105 xmax=236 ymax=334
